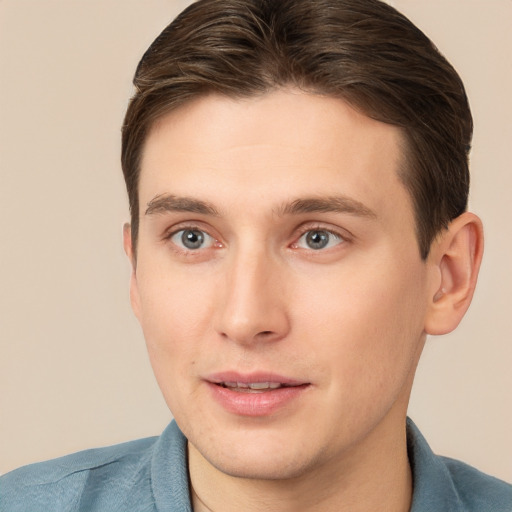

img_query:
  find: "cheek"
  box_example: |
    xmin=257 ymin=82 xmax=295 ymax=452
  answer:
xmin=296 ymin=256 xmax=427 ymax=388
xmin=135 ymin=265 xmax=216 ymax=394
xmin=137 ymin=257 xmax=215 ymax=336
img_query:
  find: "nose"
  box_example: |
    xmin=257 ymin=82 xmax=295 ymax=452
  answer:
xmin=214 ymin=248 xmax=290 ymax=345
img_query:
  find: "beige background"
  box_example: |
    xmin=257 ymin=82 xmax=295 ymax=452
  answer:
xmin=0 ymin=0 xmax=510 ymax=481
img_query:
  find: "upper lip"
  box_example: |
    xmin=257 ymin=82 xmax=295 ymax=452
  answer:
xmin=206 ymin=371 xmax=308 ymax=387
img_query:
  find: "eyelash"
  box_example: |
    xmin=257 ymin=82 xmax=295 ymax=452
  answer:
xmin=162 ymin=223 xmax=350 ymax=254
xmin=163 ymin=224 xmax=220 ymax=254
xmin=292 ymin=225 xmax=348 ymax=251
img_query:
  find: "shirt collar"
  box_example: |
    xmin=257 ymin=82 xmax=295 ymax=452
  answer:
xmin=151 ymin=420 xmax=193 ymax=512
xmin=407 ymin=417 xmax=464 ymax=511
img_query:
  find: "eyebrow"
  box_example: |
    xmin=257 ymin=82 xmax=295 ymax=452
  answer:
xmin=145 ymin=194 xmax=220 ymax=216
xmin=145 ymin=193 xmax=376 ymax=219
xmin=277 ymin=196 xmax=377 ymax=219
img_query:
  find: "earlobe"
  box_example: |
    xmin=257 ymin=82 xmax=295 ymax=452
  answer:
xmin=123 ymin=223 xmax=141 ymax=320
xmin=424 ymin=212 xmax=484 ymax=335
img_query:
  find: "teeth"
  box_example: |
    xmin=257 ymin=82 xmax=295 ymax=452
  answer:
xmin=222 ymin=382 xmax=283 ymax=390
xmin=248 ymin=382 xmax=277 ymax=390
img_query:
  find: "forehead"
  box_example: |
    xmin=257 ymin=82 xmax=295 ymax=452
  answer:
xmin=139 ymin=89 xmax=412 ymax=222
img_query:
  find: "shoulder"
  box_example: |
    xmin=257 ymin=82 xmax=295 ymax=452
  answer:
xmin=0 ymin=435 xmax=158 ymax=512
xmin=407 ymin=417 xmax=512 ymax=512
xmin=1 ymin=421 xmax=192 ymax=512
xmin=440 ymin=456 xmax=512 ymax=511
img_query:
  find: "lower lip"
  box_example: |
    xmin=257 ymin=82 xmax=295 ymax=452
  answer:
xmin=207 ymin=382 xmax=309 ymax=417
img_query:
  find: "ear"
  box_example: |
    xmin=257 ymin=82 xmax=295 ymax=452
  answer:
xmin=424 ymin=212 xmax=484 ymax=335
xmin=123 ymin=223 xmax=141 ymax=320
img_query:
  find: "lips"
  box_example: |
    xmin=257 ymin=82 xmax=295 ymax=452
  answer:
xmin=206 ymin=372 xmax=310 ymax=416
xmin=218 ymin=381 xmax=298 ymax=392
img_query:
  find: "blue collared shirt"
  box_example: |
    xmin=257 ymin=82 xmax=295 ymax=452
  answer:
xmin=1 ymin=418 xmax=511 ymax=511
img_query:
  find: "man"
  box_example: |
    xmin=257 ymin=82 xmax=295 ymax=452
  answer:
xmin=1 ymin=0 xmax=511 ymax=510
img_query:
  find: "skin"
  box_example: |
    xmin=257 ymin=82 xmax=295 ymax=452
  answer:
xmin=124 ymin=89 xmax=483 ymax=512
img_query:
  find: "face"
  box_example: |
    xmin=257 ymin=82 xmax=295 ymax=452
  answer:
xmin=128 ymin=90 xmax=435 ymax=481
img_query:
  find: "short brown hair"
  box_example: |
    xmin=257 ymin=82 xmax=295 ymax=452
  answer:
xmin=122 ymin=0 xmax=472 ymax=259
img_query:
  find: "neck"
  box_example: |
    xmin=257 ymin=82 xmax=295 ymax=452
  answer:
xmin=189 ymin=412 xmax=412 ymax=512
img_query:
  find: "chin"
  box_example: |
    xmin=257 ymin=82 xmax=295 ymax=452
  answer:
xmin=188 ymin=423 xmax=329 ymax=482
xmin=204 ymin=447 xmax=317 ymax=481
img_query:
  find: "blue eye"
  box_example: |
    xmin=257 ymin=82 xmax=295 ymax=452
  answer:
xmin=297 ymin=230 xmax=343 ymax=250
xmin=170 ymin=229 xmax=215 ymax=250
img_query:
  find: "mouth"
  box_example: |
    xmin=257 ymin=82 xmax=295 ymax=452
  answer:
xmin=215 ymin=381 xmax=304 ymax=393
xmin=206 ymin=373 xmax=310 ymax=416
